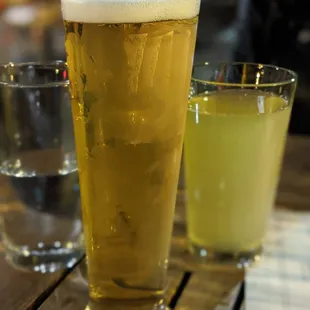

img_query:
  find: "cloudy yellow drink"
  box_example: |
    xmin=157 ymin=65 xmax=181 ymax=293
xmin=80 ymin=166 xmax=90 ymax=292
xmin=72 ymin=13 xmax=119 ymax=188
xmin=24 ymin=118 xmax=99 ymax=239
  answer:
xmin=61 ymin=0 xmax=200 ymax=300
xmin=184 ymin=90 xmax=291 ymax=255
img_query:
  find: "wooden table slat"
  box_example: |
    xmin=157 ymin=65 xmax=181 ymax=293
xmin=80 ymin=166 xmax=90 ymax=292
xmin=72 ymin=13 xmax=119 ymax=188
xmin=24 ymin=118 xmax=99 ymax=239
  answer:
xmin=38 ymin=261 xmax=88 ymax=310
xmin=214 ymin=282 xmax=243 ymax=310
xmin=0 ymin=254 xmax=64 ymax=310
xmin=175 ymin=269 xmax=244 ymax=310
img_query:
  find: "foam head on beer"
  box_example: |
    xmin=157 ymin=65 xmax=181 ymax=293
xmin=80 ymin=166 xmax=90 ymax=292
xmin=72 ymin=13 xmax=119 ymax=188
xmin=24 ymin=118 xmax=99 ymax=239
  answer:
xmin=61 ymin=0 xmax=201 ymax=23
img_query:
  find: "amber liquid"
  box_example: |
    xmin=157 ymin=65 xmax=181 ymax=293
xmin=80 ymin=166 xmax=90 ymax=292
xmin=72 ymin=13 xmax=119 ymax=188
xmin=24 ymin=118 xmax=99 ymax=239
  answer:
xmin=64 ymin=18 xmax=198 ymax=299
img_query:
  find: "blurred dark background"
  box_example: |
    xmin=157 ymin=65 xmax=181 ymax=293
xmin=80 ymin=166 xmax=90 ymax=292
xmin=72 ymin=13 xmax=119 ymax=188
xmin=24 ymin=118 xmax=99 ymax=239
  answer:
xmin=1 ymin=0 xmax=310 ymax=135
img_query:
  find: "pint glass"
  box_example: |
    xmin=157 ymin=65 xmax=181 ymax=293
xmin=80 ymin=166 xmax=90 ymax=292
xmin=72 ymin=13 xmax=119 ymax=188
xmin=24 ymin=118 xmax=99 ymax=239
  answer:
xmin=61 ymin=0 xmax=201 ymax=301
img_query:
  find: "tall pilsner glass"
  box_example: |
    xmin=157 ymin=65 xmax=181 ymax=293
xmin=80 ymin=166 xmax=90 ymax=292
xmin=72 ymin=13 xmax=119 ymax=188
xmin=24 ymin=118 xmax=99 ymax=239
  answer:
xmin=61 ymin=0 xmax=201 ymax=301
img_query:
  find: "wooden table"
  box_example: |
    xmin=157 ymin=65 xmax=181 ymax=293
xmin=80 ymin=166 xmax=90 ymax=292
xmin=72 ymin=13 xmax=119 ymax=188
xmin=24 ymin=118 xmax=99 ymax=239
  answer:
xmin=1 ymin=135 xmax=310 ymax=310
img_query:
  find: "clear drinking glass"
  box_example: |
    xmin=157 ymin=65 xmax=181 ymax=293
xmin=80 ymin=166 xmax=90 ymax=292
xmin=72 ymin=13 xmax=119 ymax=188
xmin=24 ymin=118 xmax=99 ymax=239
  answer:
xmin=61 ymin=0 xmax=201 ymax=302
xmin=184 ymin=63 xmax=297 ymax=265
xmin=0 ymin=62 xmax=83 ymax=272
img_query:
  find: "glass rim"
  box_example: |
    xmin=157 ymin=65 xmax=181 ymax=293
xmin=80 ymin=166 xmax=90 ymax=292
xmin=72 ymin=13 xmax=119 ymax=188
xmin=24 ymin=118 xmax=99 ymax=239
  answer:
xmin=0 ymin=60 xmax=69 ymax=88
xmin=192 ymin=62 xmax=298 ymax=88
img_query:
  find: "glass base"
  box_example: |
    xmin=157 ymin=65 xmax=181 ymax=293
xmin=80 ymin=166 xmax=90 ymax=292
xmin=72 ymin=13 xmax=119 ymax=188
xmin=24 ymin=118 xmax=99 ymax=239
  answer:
xmin=87 ymin=298 xmax=168 ymax=310
xmin=89 ymin=279 xmax=165 ymax=301
xmin=189 ymin=242 xmax=262 ymax=267
xmin=3 ymin=239 xmax=84 ymax=273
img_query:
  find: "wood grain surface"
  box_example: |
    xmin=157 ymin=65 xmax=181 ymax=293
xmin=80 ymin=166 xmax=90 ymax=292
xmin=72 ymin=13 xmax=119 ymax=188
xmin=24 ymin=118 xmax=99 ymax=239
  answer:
xmin=0 ymin=253 xmax=65 ymax=310
xmin=175 ymin=270 xmax=244 ymax=309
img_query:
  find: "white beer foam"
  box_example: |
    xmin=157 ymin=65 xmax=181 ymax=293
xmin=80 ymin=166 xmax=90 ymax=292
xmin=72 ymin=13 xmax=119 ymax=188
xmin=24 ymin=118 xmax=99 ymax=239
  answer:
xmin=61 ymin=0 xmax=201 ymax=23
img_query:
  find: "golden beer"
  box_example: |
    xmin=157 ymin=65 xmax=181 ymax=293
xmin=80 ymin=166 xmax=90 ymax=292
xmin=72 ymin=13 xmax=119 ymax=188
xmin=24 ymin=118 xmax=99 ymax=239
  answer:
xmin=61 ymin=0 xmax=200 ymax=301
